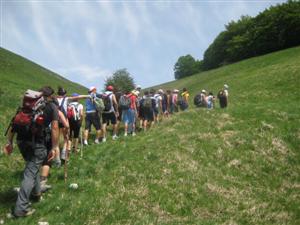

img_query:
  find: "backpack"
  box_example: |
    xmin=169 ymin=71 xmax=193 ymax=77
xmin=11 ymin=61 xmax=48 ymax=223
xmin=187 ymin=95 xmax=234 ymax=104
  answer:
xmin=119 ymin=95 xmax=131 ymax=110
xmin=177 ymin=95 xmax=184 ymax=106
xmin=92 ymin=96 xmax=104 ymax=112
xmin=67 ymin=102 xmax=81 ymax=121
xmin=102 ymin=93 xmax=112 ymax=112
xmin=194 ymin=94 xmax=202 ymax=106
xmin=11 ymin=90 xmax=46 ymax=139
xmin=143 ymin=97 xmax=152 ymax=110
xmin=58 ymin=97 xmax=67 ymax=116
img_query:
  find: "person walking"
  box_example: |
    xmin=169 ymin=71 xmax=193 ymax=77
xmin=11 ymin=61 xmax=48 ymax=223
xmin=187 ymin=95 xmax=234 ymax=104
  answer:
xmin=4 ymin=86 xmax=59 ymax=218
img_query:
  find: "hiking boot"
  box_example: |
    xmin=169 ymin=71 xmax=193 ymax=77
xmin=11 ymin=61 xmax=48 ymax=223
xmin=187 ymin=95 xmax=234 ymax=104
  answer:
xmin=124 ymin=133 xmax=128 ymax=137
xmin=132 ymin=132 xmax=136 ymax=136
xmin=94 ymin=139 xmax=100 ymax=144
xmin=83 ymin=140 xmax=88 ymax=146
xmin=61 ymin=149 xmax=67 ymax=160
xmin=12 ymin=208 xmax=36 ymax=218
xmin=53 ymin=158 xmax=61 ymax=168
xmin=102 ymin=137 xmax=106 ymax=143
xmin=112 ymin=135 xmax=118 ymax=140
xmin=30 ymin=194 xmax=42 ymax=202
xmin=40 ymin=180 xmax=52 ymax=193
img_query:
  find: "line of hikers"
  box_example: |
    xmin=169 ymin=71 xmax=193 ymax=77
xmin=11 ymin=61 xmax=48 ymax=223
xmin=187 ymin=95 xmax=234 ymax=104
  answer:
xmin=2 ymin=83 xmax=228 ymax=218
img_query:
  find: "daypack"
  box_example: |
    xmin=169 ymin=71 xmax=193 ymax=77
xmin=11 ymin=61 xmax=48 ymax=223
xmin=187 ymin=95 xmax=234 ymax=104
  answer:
xmin=177 ymin=95 xmax=184 ymax=106
xmin=143 ymin=97 xmax=152 ymax=110
xmin=67 ymin=102 xmax=81 ymax=121
xmin=119 ymin=95 xmax=131 ymax=110
xmin=11 ymin=90 xmax=46 ymax=139
xmin=58 ymin=97 xmax=67 ymax=116
xmin=92 ymin=96 xmax=104 ymax=112
xmin=102 ymin=93 xmax=112 ymax=112
xmin=194 ymin=94 xmax=202 ymax=106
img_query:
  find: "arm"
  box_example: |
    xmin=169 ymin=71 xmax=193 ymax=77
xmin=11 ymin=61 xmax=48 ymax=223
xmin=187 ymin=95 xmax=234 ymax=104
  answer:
xmin=3 ymin=128 xmax=15 ymax=155
xmin=113 ymin=94 xmax=119 ymax=115
xmin=48 ymin=120 xmax=59 ymax=161
xmin=68 ymin=95 xmax=91 ymax=100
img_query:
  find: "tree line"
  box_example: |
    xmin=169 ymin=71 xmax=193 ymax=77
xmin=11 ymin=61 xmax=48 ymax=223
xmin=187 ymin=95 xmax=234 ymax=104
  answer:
xmin=174 ymin=0 xmax=300 ymax=79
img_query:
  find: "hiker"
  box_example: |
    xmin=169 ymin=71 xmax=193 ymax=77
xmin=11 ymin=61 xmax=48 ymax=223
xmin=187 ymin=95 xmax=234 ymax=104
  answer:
xmin=217 ymin=84 xmax=229 ymax=108
xmin=68 ymin=93 xmax=83 ymax=153
xmin=56 ymin=87 xmax=90 ymax=162
xmin=101 ymin=85 xmax=119 ymax=142
xmin=206 ymin=91 xmax=215 ymax=109
xmin=179 ymin=88 xmax=190 ymax=111
xmin=83 ymin=87 xmax=102 ymax=145
xmin=121 ymin=90 xmax=138 ymax=136
xmin=194 ymin=90 xmax=207 ymax=108
xmin=141 ymin=90 xmax=155 ymax=131
xmin=153 ymin=89 xmax=163 ymax=123
xmin=170 ymin=89 xmax=179 ymax=113
xmin=3 ymin=86 xmax=59 ymax=218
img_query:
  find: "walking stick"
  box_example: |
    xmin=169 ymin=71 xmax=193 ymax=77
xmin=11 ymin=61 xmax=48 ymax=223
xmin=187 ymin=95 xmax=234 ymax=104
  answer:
xmin=80 ymin=129 xmax=83 ymax=159
xmin=64 ymin=149 xmax=68 ymax=183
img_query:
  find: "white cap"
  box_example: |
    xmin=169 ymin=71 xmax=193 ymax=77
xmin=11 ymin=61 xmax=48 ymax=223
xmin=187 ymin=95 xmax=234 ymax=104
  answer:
xmin=158 ymin=89 xmax=164 ymax=93
xmin=173 ymin=89 xmax=179 ymax=93
xmin=201 ymin=89 xmax=206 ymax=93
xmin=136 ymin=85 xmax=141 ymax=89
xmin=224 ymin=84 xmax=229 ymax=89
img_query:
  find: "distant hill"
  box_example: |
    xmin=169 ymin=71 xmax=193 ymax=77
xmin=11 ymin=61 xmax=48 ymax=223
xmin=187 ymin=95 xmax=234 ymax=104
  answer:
xmin=0 ymin=47 xmax=87 ymax=144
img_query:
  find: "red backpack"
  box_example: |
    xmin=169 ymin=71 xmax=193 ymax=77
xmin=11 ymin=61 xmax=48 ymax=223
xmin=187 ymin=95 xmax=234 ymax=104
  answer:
xmin=12 ymin=90 xmax=46 ymax=138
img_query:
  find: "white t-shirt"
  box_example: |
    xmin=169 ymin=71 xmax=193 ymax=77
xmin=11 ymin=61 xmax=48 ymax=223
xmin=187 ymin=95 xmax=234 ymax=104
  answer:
xmin=154 ymin=94 xmax=162 ymax=108
xmin=57 ymin=96 xmax=69 ymax=115
xmin=104 ymin=91 xmax=115 ymax=113
xmin=69 ymin=102 xmax=83 ymax=120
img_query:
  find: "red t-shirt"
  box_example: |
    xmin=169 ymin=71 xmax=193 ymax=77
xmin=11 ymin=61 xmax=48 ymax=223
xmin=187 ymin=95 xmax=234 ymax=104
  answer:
xmin=127 ymin=94 xmax=137 ymax=110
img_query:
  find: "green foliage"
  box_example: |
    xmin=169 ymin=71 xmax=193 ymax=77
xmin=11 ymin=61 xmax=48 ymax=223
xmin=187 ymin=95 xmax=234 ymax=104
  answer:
xmin=1 ymin=46 xmax=300 ymax=224
xmin=104 ymin=68 xmax=135 ymax=93
xmin=203 ymin=0 xmax=300 ymax=70
xmin=174 ymin=55 xmax=203 ymax=79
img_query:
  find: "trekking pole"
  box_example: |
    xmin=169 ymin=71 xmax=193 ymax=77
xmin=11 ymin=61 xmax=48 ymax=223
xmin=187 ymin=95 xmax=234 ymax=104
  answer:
xmin=80 ymin=130 xmax=83 ymax=159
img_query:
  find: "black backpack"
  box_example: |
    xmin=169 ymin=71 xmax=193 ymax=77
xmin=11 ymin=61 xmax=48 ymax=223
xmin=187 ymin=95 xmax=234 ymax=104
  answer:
xmin=194 ymin=94 xmax=202 ymax=106
xmin=143 ymin=97 xmax=152 ymax=110
xmin=102 ymin=93 xmax=112 ymax=112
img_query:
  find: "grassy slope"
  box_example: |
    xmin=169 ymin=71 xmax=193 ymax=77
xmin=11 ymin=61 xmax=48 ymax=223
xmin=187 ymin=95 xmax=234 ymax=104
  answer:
xmin=0 ymin=47 xmax=87 ymax=144
xmin=0 ymin=47 xmax=299 ymax=224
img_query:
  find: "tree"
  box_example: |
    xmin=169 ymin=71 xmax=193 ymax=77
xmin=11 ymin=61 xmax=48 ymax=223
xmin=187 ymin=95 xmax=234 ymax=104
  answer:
xmin=174 ymin=55 xmax=201 ymax=79
xmin=104 ymin=69 xmax=135 ymax=93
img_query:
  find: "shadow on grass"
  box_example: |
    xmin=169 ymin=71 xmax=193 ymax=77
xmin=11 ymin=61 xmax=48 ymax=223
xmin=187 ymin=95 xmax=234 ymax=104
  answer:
xmin=0 ymin=189 xmax=17 ymax=207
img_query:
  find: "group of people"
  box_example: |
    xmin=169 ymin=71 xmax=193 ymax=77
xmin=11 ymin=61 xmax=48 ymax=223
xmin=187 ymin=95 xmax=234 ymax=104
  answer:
xmin=2 ymin=83 xmax=228 ymax=218
xmin=193 ymin=84 xmax=229 ymax=109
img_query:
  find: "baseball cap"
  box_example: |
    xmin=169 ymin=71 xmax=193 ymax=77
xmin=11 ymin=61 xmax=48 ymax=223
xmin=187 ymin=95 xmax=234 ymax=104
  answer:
xmin=107 ymin=85 xmax=114 ymax=91
xmin=89 ymin=86 xmax=96 ymax=93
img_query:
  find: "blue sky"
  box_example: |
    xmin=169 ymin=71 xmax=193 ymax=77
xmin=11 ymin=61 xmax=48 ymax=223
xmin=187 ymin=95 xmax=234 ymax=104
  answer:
xmin=1 ymin=0 xmax=286 ymax=90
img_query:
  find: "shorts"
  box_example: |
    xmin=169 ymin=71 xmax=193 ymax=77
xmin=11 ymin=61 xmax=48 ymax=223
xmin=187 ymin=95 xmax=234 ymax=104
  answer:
xmin=102 ymin=112 xmax=117 ymax=125
xmin=85 ymin=112 xmax=101 ymax=131
xmin=69 ymin=119 xmax=82 ymax=139
xmin=143 ymin=109 xmax=154 ymax=121
xmin=122 ymin=109 xmax=136 ymax=124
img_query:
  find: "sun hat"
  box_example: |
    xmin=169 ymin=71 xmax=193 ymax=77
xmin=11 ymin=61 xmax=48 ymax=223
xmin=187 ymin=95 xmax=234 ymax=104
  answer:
xmin=173 ymin=89 xmax=179 ymax=93
xmin=131 ymin=90 xmax=139 ymax=96
xmin=201 ymin=89 xmax=206 ymax=93
xmin=89 ymin=86 xmax=96 ymax=93
xmin=158 ymin=89 xmax=164 ymax=94
xmin=224 ymin=84 xmax=229 ymax=89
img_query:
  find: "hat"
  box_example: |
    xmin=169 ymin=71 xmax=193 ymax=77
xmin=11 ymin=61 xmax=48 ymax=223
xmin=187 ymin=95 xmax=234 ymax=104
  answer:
xmin=131 ymin=90 xmax=139 ymax=96
xmin=72 ymin=93 xmax=79 ymax=97
xmin=201 ymin=89 xmax=206 ymax=93
xmin=173 ymin=89 xmax=179 ymax=93
xmin=224 ymin=84 xmax=229 ymax=89
xmin=107 ymin=85 xmax=114 ymax=91
xmin=57 ymin=87 xmax=67 ymax=96
xmin=136 ymin=85 xmax=141 ymax=89
xmin=89 ymin=86 xmax=96 ymax=93
xmin=158 ymin=89 xmax=164 ymax=94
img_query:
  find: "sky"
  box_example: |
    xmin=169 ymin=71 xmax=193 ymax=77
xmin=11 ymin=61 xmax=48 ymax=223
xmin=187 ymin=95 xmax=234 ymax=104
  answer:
xmin=1 ymin=0 xmax=286 ymax=90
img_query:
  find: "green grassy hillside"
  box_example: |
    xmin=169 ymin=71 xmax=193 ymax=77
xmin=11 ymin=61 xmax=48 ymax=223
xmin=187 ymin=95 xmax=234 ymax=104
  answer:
xmin=0 ymin=47 xmax=88 ymax=145
xmin=0 ymin=47 xmax=299 ymax=225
